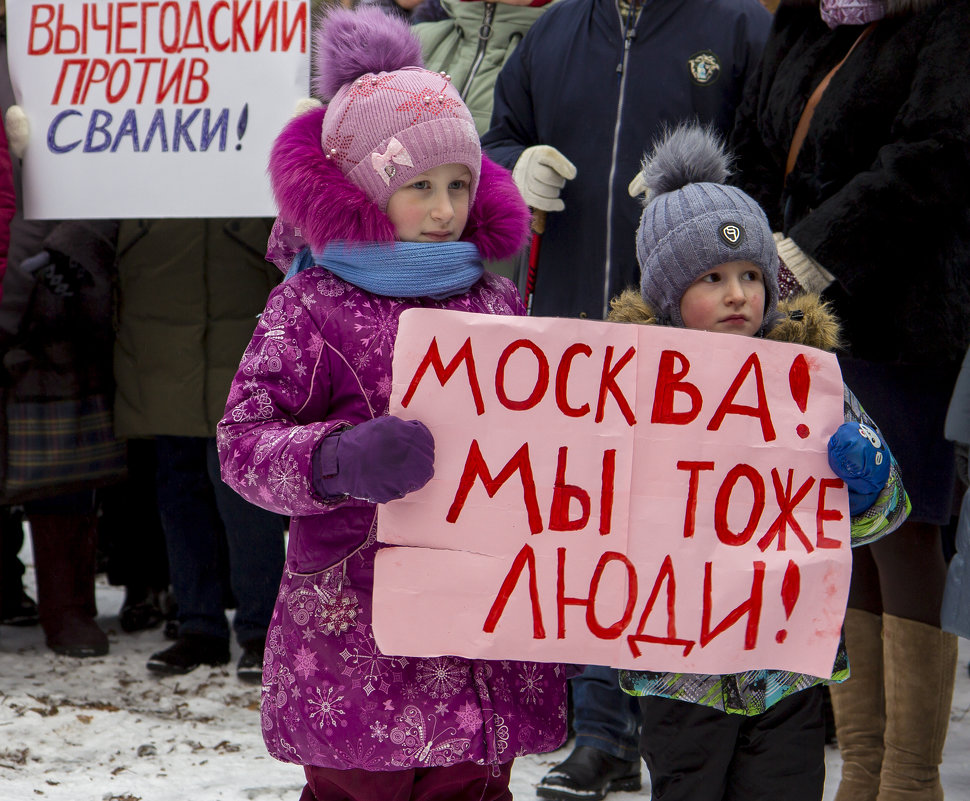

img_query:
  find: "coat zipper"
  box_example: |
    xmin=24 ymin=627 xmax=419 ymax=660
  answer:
xmin=602 ymin=2 xmax=642 ymax=319
xmin=459 ymin=3 xmax=497 ymax=100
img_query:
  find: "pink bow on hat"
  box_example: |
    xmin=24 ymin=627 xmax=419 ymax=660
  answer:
xmin=371 ymin=137 xmax=415 ymax=185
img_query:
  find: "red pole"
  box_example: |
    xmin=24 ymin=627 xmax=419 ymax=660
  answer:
xmin=524 ymin=209 xmax=546 ymax=315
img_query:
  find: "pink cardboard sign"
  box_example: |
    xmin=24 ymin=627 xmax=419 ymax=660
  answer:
xmin=373 ymin=309 xmax=850 ymax=678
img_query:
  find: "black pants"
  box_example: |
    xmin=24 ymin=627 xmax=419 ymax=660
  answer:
xmin=99 ymin=439 xmax=169 ymax=590
xmin=155 ymin=435 xmax=285 ymax=645
xmin=639 ymin=686 xmax=825 ymax=801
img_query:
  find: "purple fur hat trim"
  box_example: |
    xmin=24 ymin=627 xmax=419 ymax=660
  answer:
xmin=464 ymin=156 xmax=531 ymax=262
xmin=268 ymin=106 xmax=529 ymax=263
xmin=314 ymin=6 xmax=423 ymax=100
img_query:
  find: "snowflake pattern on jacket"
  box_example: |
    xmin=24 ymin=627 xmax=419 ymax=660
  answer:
xmin=218 ymin=269 xmax=569 ymax=769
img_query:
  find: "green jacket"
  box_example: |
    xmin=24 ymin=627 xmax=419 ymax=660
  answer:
xmin=416 ymin=0 xmax=555 ymax=136
xmin=113 ymin=218 xmax=280 ymax=438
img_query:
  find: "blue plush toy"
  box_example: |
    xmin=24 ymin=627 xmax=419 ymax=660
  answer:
xmin=828 ymin=422 xmax=892 ymax=515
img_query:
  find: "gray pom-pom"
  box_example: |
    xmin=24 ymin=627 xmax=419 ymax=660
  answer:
xmin=640 ymin=124 xmax=730 ymax=201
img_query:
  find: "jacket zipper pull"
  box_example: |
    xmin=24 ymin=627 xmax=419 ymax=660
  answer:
xmin=616 ymin=28 xmax=636 ymax=75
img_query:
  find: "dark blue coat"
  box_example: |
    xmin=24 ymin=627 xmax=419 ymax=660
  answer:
xmin=482 ymin=0 xmax=771 ymax=319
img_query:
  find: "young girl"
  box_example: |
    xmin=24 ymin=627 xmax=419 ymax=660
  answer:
xmin=216 ymin=8 xmax=568 ymax=800
xmin=608 ymin=125 xmax=911 ymax=801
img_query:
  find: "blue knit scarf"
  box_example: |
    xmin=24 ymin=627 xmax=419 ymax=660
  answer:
xmin=285 ymin=241 xmax=484 ymax=300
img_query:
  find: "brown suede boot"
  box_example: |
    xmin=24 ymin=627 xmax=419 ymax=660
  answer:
xmin=877 ymin=613 xmax=957 ymax=801
xmin=831 ymin=609 xmax=886 ymax=801
xmin=28 ymin=513 xmax=109 ymax=657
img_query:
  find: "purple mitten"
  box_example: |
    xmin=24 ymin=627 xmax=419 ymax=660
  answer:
xmin=312 ymin=416 xmax=435 ymax=503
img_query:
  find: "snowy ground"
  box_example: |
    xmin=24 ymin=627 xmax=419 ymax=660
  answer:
xmin=2 ymin=545 xmax=969 ymax=801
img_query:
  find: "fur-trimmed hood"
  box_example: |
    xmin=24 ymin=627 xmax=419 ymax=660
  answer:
xmin=608 ymin=288 xmax=842 ymax=352
xmin=267 ymin=106 xmax=530 ymax=262
xmin=785 ymin=0 xmax=943 ymax=16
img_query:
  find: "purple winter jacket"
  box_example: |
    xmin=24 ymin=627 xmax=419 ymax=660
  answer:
xmin=217 ymin=106 xmax=569 ymax=770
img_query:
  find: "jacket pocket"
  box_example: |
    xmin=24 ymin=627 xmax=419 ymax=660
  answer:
xmin=286 ymin=508 xmax=374 ymax=575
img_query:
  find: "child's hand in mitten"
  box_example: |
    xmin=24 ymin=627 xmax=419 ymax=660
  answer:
xmin=312 ymin=416 xmax=434 ymax=503
xmin=828 ymin=422 xmax=891 ymax=515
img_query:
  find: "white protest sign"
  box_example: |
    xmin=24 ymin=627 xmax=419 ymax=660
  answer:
xmin=7 ymin=1 xmax=310 ymax=218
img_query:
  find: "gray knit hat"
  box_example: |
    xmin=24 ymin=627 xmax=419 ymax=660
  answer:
xmin=636 ymin=125 xmax=779 ymax=334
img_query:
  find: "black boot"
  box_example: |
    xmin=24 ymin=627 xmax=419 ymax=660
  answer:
xmin=147 ymin=633 xmax=230 ymax=675
xmin=29 ymin=513 xmax=109 ymax=657
xmin=119 ymin=585 xmax=167 ymax=633
xmin=0 ymin=588 xmax=39 ymax=627
xmin=537 ymin=745 xmax=641 ymax=801
xmin=0 ymin=506 xmax=38 ymax=626
xmin=236 ymin=638 xmax=265 ymax=685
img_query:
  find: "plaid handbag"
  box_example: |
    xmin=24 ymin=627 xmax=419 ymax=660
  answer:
xmin=0 ymin=390 xmax=127 ymax=505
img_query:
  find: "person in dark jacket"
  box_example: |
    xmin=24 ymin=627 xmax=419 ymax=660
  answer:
xmin=0 ymin=215 xmax=119 ymax=658
xmin=729 ymin=1 xmax=970 ymax=798
xmin=0 ymin=12 xmax=121 ymax=657
xmin=482 ymin=0 xmax=771 ymax=321
xmin=481 ymin=2 xmax=771 ymax=798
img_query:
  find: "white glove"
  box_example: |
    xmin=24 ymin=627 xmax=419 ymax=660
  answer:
xmin=512 ymin=145 xmax=577 ymax=212
xmin=5 ymin=106 xmax=29 ymax=159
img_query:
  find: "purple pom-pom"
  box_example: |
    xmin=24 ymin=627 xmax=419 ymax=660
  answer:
xmin=314 ymin=7 xmax=424 ymax=100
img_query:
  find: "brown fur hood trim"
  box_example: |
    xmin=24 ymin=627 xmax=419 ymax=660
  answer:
xmin=607 ymin=288 xmax=842 ymax=353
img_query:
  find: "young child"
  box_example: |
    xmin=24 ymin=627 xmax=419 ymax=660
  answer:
xmin=608 ymin=125 xmax=912 ymax=801
xmin=216 ymin=8 xmax=569 ymax=801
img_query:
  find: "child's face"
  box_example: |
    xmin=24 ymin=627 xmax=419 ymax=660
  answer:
xmin=679 ymin=260 xmax=766 ymax=337
xmin=386 ymin=163 xmax=472 ymax=243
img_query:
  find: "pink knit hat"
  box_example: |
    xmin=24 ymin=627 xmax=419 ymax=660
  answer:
xmin=315 ymin=7 xmax=481 ymax=212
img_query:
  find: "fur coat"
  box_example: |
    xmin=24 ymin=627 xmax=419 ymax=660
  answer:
xmin=730 ymin=0 xmax=970 ymax=366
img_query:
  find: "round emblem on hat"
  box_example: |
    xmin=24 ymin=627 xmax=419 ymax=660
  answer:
xmin=688 ymin=51 xmax=721 ymax=86
xmin=719 ymin=222 xmax=744 ymax=248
